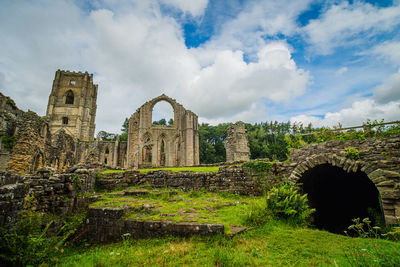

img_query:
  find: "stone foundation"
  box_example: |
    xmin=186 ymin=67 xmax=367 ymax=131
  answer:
xmin=85 ymin=206 xmax=224 ymax=243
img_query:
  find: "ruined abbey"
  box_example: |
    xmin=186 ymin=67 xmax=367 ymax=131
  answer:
xmin=0 ymin=70 xmax=200 ymax=174
xmin=1 ymin=69 xmax=399 ymax=238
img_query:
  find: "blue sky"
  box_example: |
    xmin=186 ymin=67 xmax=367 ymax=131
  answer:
xmin=0 ymin=0 xmax=399 ymax=132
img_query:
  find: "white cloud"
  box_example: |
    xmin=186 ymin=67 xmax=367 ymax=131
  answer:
xmin=335 ymin=67 xmax=348 ymax=76
xmin=0 ymin=0 xmax=310 ymax=133
xmin=367 ymin=41 xmax=400 ymax=66
xmin=291 ymin=99 xmax=400 ymax=128
xmin=303 ymin=2 xmax=400 ymax=54
xmin=194 ymin=0 xmax=312 ymax=56
xmin=160 ymin=0 xmax=209 ymax=17
xmin=373 ymin=70 xmax=400 ymax=104
xmin=185 ymin=42 xmax=310 ymax=119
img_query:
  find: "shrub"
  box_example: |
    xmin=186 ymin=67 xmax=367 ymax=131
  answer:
xmin=345 ymin=146 xmax=360 ymax=160
xmin=1 ymin=135 xmax=17 ymax=152
xmin=243 ymin=183 xmax=314 ymax=226
xmin=265 ymin=183 xmax=314 ymax=224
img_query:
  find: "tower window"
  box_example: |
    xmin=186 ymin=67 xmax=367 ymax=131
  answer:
xmin=62 ymin=117 xmax=68 ymax=125
xmin=70 ymin=80 xmax=76 ymax=85
xmin=65 ymin=90 xmax=74 ymax=104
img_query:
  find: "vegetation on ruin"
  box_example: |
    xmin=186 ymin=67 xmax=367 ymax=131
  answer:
xmin=242 ymin=161 xmax=274 ymax=190
xmin=1 ymin=135 xmax=17 ymax=152
xmin=0 ymin=195 xmax=86 ymax=267
xmin=345 ymin=146 xmax=361 ymax=160
xmin=100 ymin=166 xmax=220 ymax=174
xmin=5 ymin=96 xmax=16 ymax=108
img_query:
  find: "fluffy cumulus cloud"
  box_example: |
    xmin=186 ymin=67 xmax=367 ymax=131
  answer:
xmin=192 ymin=0 xmax=312 ymax=58
xmin=0 ymin=0 xmax=311 ymax=131
xmin=186 ymin=42 xmax=309 ymax=121
xmin=290 ymin=99 xmax=400 ymax=127
xmin=0 ymin=0 xmax=399 ymax=132
xmin=303 ymin=1 xmax=400 ymax=54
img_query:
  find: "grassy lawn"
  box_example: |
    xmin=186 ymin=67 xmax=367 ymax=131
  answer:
xmin=56 ymin=222 xmax=400 ymax=266
xmin=61 ymin=187 xmax=400 ymax=266
xmin=90 ymin=188 xmax=259 ymax=234
xmin=101 ymin=166 xmax=220 ymax=174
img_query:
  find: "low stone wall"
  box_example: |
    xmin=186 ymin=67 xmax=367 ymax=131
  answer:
xmin=0 ymin=168 xmax=97 ymax=226
xmin=85 ymin=206 xmax=224 ymax=243
xmin=96 ymin=166 xmax=267 ymax=196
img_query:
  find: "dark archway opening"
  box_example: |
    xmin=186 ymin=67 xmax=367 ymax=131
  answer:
xmin=300 ymin=164 xmax=384 ymax=234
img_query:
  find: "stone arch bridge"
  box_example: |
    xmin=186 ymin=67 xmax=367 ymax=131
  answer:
xmin=275 ymin=135 xmax=400 ymax=232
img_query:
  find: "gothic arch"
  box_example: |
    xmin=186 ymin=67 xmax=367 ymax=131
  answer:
xmin=142 ymin=132 xmax=152 ymax=143
xmin=157 ymin=133 xmax=167 ymax=166
xmin=150 ymin=95 xmax=177 ymax=127
xmin=32 ymin=152 xmax=44 ymax=172
xmin=149 ymin=94 xmax=178 ymax=115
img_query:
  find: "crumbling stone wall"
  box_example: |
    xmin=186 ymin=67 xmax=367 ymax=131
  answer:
xmin=127 ymin=94 xmax=199 ymax=169
xmin=225 ymin=121 xmax=250 ymax=162
xmin=0 ymin=168 xmax=97 ymax=226
xmin=0 ymin=92 xmax=24 ymax=171
xmin=96 ymin=167 xmax=264 ymax=195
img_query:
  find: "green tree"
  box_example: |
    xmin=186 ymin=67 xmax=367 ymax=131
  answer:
xmin=153 ymin=118 xmax=167 ymax=125
xmin=198 ymin=123 xmax=230 ymax=164
xmin=121 ymin=118 xmax=129 ymax=133
xmin=97 ymin=131 xmax=116 ymax=141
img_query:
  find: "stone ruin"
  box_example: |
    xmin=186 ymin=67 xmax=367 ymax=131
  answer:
xmin=127 ymin=94 xmax=199 ymax=168
xmin=1 ymin=69 xmax=400 ymax=242
xmin=0 ymin=70 xmax=199 ymax=173
xmin=224 ymin=121 xmax=250 ymax=162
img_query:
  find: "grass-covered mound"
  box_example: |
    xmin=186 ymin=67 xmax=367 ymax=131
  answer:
xmin=90 ymin=187 xmax=260 ymax=234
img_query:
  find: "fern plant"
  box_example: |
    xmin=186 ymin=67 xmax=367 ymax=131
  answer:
xmin=266 ymin=183 xmax=314 ymax=224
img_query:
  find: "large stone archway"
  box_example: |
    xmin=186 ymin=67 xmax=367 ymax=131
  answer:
xmin=288 ymin=153 xmax=400 ymax=226
xmin=126 ymin=94 xmax=199 ymax=168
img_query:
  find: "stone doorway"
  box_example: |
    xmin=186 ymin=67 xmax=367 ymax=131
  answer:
xmin=299 ymin=163 xmax=384 ymax=234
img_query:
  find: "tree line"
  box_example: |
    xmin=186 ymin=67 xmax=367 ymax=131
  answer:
xmin=98 ymin=118 xmax=399 ymax=164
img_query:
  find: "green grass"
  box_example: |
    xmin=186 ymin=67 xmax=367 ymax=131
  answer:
xmin=89 ymin=188 xmax=258 ymax=234
xmin=101 ymin=166 xmax=220 ymax=174
xmin=55 ymin=222 xmax=400 ymax=266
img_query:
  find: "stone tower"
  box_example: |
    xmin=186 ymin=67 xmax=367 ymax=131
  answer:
xmin=46 ymin=70 xmax=98 ymax=141
xmin=225 ymin=121 xmax=250 ymax=162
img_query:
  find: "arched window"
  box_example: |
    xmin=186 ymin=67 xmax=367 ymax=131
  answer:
xmin=65 ymin=90 xmax=74 ymax=104
xmin=62 ymin=117 xmax=68 ymax=125
xmin=152 ymin=101 xmax=174 ymax=126
xmin=105 ymin=147 xmax=109 ymax=154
